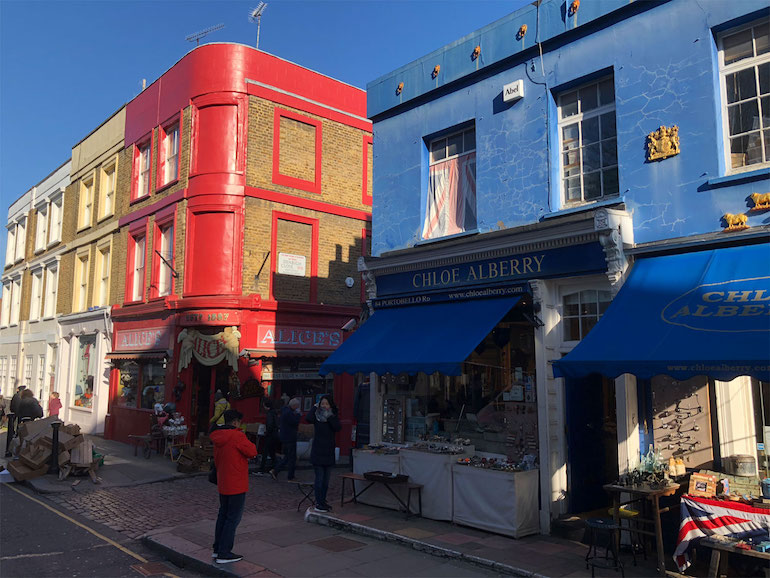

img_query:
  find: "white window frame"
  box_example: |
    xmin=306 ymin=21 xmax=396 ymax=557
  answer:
xmin=557 ymin=76 xmax=619 ymax=206
xmin=0 ymin=281 xmax=11 ymax=327
xmin=34 ymin=203 xmax=48 ymax=253
xmin=0 ymin=357 xmax=7 ymax=396
xmin=96 ymin=239 xmax=112 ymax=307
xmin=138 ymin=143 xmax=151 ymax=198
xmin=561 ymin=288 xmax=613 ymax=344
xmin=717 ymin=18 xmax=770 ymax=174
xmin=37 ymin=353 xmax=46 ymax=399
xmin=157 ymin=223 xmax=174 ymax=297
xmin=23 ymin=355 xmax=33 ymax=389
xmin=74 ymin=248 xmax=91 ymax=312
xmin=29 ymin=267 xmax=43 ymax=322
xmin=14 ymin=218 xmax=26 ymax=262
xmin=9 ymin=356 xmax=17 ymax=391
xmin=78 ymin=173 xmax=95 ymax=230
xmin=43 ymin=263 xmax=59 ymax=319
xmin=99 ymin=157 xmax=118 ymax=220
xmin=5 ymin=225 xmax=15 ymax=266
xmin=131 ymin=235 xmax=146 ymax=302
xmin=48 ymin=193 xmax=63 ymax=245
xmin=9 ymin=276 xmax=22 ymax=326
xmin=164 ymin=123 xmax=180 ymax=185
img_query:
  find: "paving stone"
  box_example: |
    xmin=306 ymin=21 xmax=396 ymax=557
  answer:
xmin=308 ymin=536 xmax=368 ymax=552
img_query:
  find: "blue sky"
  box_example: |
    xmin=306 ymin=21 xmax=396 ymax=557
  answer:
xmin=0 ymin=0 xmax=531 ymax=269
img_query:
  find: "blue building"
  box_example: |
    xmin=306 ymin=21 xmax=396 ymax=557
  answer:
xmin=323 ymin=0 xmax=769 ymax=537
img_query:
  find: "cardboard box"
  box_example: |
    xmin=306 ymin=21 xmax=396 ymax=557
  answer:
xmin=19 ymin=445 xmax=52 ymax=470
xmin=16 ymin=417 xmax=62 ymax=441
xmin=6 ymin=460 xmax=48 ymax=481
xmin=39 ymin=432 xmax=84 ymax=452
xmin=69 ymin=439 xmax=94 ymax=466
xmin=689 ymin=473 xmax=717 ymax=498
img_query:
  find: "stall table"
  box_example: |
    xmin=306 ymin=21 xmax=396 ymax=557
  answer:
xmin=351 ymin=449 xmax=404 ymax=510
xmin=451 ymin=465 xmax=539 ymax=538
xmin=399 ymin=447 xmax=472 ymax=520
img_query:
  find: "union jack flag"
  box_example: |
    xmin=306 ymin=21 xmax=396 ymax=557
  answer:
xmin=674 ymin=495 xmax=770 ymax=571
xmin=422 ymin=152 xmax=476 ymax=240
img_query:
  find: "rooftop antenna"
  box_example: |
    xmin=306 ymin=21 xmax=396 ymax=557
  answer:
xmin=185 ymin=23 xmax=225 ymax=46
xmin=248 ymin=3 xmax=268 ymax=49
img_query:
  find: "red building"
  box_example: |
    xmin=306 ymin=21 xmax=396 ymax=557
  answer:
xmin=105 ymin=44 xmax=372 ymax=457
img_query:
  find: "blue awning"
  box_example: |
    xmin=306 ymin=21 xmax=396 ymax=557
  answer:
xmin=553 ymin=243 xmax=770 ymax=382
xmin=319 ymin=295 xmax=523 ymax=376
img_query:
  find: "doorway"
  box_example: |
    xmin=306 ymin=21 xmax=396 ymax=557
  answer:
xmin=565 ymin=374 xmax=619 ymax=513
xmin=193 ymin=363 xmax=213 ymax=437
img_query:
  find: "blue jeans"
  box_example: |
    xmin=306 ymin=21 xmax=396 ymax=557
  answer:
xmin=213 ymin=492 xmax=246 ymax=556
xmin=313 ymin=465 xmax=332 ymax=507
xmin=274 ymin=442 xmax=297 ymax=479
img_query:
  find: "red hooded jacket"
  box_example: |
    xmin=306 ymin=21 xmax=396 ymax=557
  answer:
xmin=210 ymin=426 xmax=258 ymax=495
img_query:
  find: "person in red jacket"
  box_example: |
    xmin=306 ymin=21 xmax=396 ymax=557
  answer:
xmin=209 ymin=409 xmax=257 ymax=564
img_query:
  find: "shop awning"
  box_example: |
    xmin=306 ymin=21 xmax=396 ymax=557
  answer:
xmin=106 ymin=351 xmax=169 ymax=361
xmin=552 ymin=243 xmax=770 ymax=382
xmin=319 ymin=294 xmax=523 ymax=376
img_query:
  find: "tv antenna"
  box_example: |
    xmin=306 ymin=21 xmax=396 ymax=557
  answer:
xmin=248 ymin=3 xmax=268 ymax=49
xmin=185 ymin=23 xmax=225 ymax=46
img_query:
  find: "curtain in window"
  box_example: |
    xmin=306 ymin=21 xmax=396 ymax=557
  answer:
xmin=422 ymin=152 xmax=476 ymax=239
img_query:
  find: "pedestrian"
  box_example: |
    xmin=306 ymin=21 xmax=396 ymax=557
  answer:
xmin=306 ymin=395 xmax=341 ymax=513
xmin=17 ymin=389 xmax=44 ymax=423
xmin=48 ymin=392 xmax=62 ymax=418
xmin=258 ymin=398 xmax=280 ymax=475
xmin=209 ymin=409 xmax=257 ymax=564
xmin=9 ymin=385 xmax=26 ymax=431
xmin=209 ymin=390 xmax=230 ymax=429
xmin=270 ymin=397 xmax=301 ymax=481
xmin=0 ymin=394 xmax=6 ymax=428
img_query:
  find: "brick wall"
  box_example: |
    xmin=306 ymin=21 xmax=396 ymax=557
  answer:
xmin=278 ymin=116 xmax=317 ymax=183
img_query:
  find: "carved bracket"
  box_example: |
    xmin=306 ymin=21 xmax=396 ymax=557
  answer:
xmin=358 ymin=256 xmax=377 ymax=316
xmin=594 ymin=209 xmax=631 ymax=295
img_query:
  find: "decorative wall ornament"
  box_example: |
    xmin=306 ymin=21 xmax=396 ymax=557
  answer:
xmin=721 ymin=212 xmax=749 ymax=232
xmin=647 ymin=125 xmax=680 ymax=161
xmin=517 ymin=24 xmax=528 ymax=40
xmin=569 ymin=0 xmax=580 ymax=16
xmin=472 ymin=46 xmax=481 ymax=61
xmin=358 ymin=256 xmax=378 ymax=315
xmin=177 ymin=326 xmax=241 ymax=372
xmin=749 ymin=192 xmax=770 ymax=212
xmin=396 ymin=82 xmax=404 ymax=96
xmin=594 ymin=209 xmax=630 ymax=295
xmin=432 ymin=65 xmax=441 ymax=79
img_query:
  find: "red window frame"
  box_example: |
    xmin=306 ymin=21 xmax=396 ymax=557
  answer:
xmin=272 ymin=108 xmax=323 ymax=194
xmin=150 ymin=207 xmax=176 ymax=300
xmin=362 ymin=134 xmax=373 ymax=206
xmin=132 ymin=135 xmax=154 ymax=202
xmin=156 ymin=112 xmax=182 ymax=191
xmin=270 ymin=211 xmax=319 ymax=303
xmin=125 ymin=219 xmax=149 ymax=303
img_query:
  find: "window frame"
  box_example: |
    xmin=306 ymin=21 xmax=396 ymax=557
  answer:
xmin=34 ymin=203 xmax=48 ymax=254
xmin=95 ymin=238 xmax=112 ymax=307
xmin=73 ymin=247 xmax=91 ymax=313
xmin=556 ymin=75 xmax=619 ymax=206
xmin=125 ymin=222 xmax=148 ymax=303
xmin=561 ymin=288 xmax=613 ymax=344
xmin=14 ymin=218 xmax=26 ymax=263
xmin=37 ymin=353 xmax=46 ymax=399
xmin=717 ymin=18 xmax=770 ymax=174
xmin=9 ymin=276 xmax=22 ymax=326
xmin=5 ymin=225 xmax=15 ymax=265
xmin=132 ymin=137 xmax=153 ymax=201
xmin=29 ymin=267 xmax=43 ymax=322
xmin=1 ymin=281 xmax=11 ymax=327
xmin=78 ymin=172 xmax=95 ymax=231
xmin=42 ymin=262 xmax=59 ymax=319
xmin=23 ymin=355 xmax=33 ymax=389
xmin=272 ymin=108 xmax=323 ymax=194
xmin=98 ymin=156 xmax=118 ymax=221
xmin=151 ymin=209 xmax=176 ymax=299
xmin=157 ymin=114 xmax=182 ymax=190
xmin=48 ymin=192 xmax=63 ymax=246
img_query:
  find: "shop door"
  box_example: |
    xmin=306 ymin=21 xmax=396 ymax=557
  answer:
xmin=565 ymin=375 xmax=619 ymax=513
xmin=193 ymin=363 xmax=213 ymax=437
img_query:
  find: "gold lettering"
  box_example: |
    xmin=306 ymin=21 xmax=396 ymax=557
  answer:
xmin=488 ymin=262 xmax=498 ymax=279
xmin=440 ymin=269 xmax=451 ymax=285
xmin=452 ymin=268 xmax=460 ymax=283
xmin=499 ymin=260 xmax=509 ymax=278
xmin=714 ymin=306 xmax=739 ymax=317
xmin=702 ymin=292 xmax=723 ymax=303
xmin=522 ymin=257 xmax=533 ymax=274
xmin=467 ymin=267 xmax=478 ymax=281
xmin=412 ymin=274 xmax=422 ymax=288
xmin=422 ymin=272 xmax=432 ymax=287
xmin=725 ymin=291 xmax=752 ymax=303
xmin=739 ymin=305 xmax=764 ymax=316
xmin=670 ymin=306 xmax=690 ymax=318
xmin=692 ymin=305 xmax=713 ymax=317
xmin=223 ymin=313 xmax=229 ymax=320
xmin=533 ymin=254 xmax=545 ymax=272
xmin=753 ymin=290 xmax=770 ymax=302
xmin=510 ymin=259 xmax=521 ymax=275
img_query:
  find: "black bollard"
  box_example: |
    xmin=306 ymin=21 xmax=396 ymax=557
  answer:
xmin=4 ymin=413 xmax=15 ymax=458
xmin=47 ymin=421 xmax=61 ymax=475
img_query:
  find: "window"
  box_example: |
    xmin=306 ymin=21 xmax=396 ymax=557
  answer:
xmin=719 ymin=19 xmax=770 ymax=171
xmin=157 ymin=223 xmax=174 ymax=297
xmin=79 ymin=175 xmax=94 ymax=229
xmin=73 ymin=334 xmax=96 ymax=409
xmin=117 ymin=360 xmax=166 ymax=409
xmin=24 ymin=355 xmax=32 ymax=389
xmin=5 ymin=226 xmax=15 ymax=265
xmin=130 ymin=234 xmax=146 ymax=302
xmin=9 ymin=277 xmax=21 ymax=325
xmin=9 ymin=357 xmax=17 ymax=391
xmin=37 ymin=354 xmax=46 ymax=400
xmin=14 ymin=218 xmax=26 ymax=262
xmin=562 ymin=289 xmax=612 ymax=341
xmin=99 ymin=159 xmax=117 ymax=219
xmin=96 ymin=243 xmax=111 ymax=307
xmin=29 ymin=269 xmax=43 ymax=321
xmin=135 ymin=142 xmax=152 ymax=199
xmin=0 ymin=282 xmax=10 ymax=327
xmin=0 ymin=357 xmax=7 ymax=396
xmin=161 ymin=123 xmax=180 ymax=186
xmin=423 ymin=126 xmax=477 ymax=240
xmin=558 ymin=77 xmax=619 ymax=204
xmin=49 ymin=196 xmax=63 ymax=244
xmin=34 ymin=204 xmax=48 ymax=253
xmin=74 ymin=251 xmax=90 ymax=312
xmin=43 ymin=264 xmax=58 ymax=318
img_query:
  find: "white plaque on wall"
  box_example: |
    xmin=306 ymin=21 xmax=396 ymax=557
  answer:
xmin=278 ymin=253 xmax=307 ymax=276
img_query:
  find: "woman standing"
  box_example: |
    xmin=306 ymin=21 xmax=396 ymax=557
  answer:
xmin=307 ymin=395 xmax=340 ymax=512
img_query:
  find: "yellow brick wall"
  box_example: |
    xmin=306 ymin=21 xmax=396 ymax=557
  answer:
xmin=278 ymin=116 xmax=317 ymax=182
xmin=273 ymin=218 xmax=313 ymax=302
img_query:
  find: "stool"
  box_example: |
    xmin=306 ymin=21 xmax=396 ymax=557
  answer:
xmin=290 ymin=480 xmax=315 ymax=511
xmin=608 ymin=505 xmax=646 ymax=565
xmin=585 ymin=517 xmax=624 ymax=578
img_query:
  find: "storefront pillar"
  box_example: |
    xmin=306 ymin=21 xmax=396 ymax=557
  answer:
xmin=615 ymin=373 xmax=640 ymax=475
xmin=715 ymin=376 xmax=759 ymax=462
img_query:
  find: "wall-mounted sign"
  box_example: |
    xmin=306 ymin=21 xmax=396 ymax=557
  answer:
xmin=372 ymin=284 xmax=526 ymax=309
xmin=115 ymin=327 xmax=172 ymax=351
xmin=261 ymin=371 xmax=324 ymax=381
xmin=257 ymin=325 xmax=342 ymax=350
xmin=178 ymin=326 xmax=241 ymax=372
xmin=179 ymin=310 xmax=242 ymax=326
xmin=503 ymin=79 xmax=524 ymax=103
xmin=278 ymin=253 xmax=306 ymax=277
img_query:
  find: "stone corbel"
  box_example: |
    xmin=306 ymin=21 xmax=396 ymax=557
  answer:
xmin=357 ymin=256 xmax=377 ymax=316
xmin=594 ymin=209 xmax=632 ymax=295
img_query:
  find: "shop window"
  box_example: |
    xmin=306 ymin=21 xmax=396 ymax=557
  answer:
xmin=73 ymin=334 xmax=96 ymax=410
xmin=43 ymin=264 xmax=58 ymax=318
xmin=159 ymin=121 xmax=180 ymax=187
xmin=562 ymin=289 xmax=612 ymax=341
xmin=29 ymin=268 xmax=43 ymax=321
xmin=78 ymin=174 xmax=95 ymax=230
xmin=718 ymin=19 xmax=770 ymax=172
xmin=99 ymin=158 xmax=117 ymax=220
xmin=558 ymin=76 xmax=618 ymax=204
xmin=34 ymin=204 xmax=48 ymax=253
xmin=133 ymin=140 xmax=152 ymax=200
xmin=117 ymin=360 xmax=166 ymax=409
xmin=423 ymin=126 xmax=477 ymax=240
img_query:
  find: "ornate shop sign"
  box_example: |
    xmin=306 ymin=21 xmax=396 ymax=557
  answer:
xmin=178 ymin=326 xmax=241 ymax=372
xmin=179 ymin=309 xmax=242 ymax=326
xmin=647 ymin=125 xmax=680 ymax=161
xmin=256 ymin=325 xmax=342 ymax=350
xmin=115 ymin=327 xmax=172 ymax=351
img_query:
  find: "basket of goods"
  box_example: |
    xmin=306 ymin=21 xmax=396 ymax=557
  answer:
xmin=363 ymin=470 xmax=408 ymax=484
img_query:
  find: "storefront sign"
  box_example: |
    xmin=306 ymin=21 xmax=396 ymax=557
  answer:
xmin=115 ymin=327 xmax=172 ymax=351
xmin=373 ymin=284 xmax=526 ymax=309
xmin=376 ymin=243 xmax=607 ymax=297
xmin=261 ymin=372 xmax=323 ymax=380
xmin=178 ymin=326 xmax=241 ymax=372
xmin=257 ymin=325 xmax=342 ymax=350
xmin=278 ymin=253 xmax=307 ymax=277
xmin=179 ymin=310 xmax=242 ymax=326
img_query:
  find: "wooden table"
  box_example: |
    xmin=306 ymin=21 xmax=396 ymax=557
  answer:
xmin=604 ymin=482 xmax=684 ymax=577
xmin=701 ymin=538 xmax=770 ymax=578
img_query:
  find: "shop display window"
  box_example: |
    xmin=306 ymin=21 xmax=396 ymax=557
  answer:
xmin=73 ymin=335 xmax=97 ymax=409
xmin=118 ymin=360 xmax=166 ymax=409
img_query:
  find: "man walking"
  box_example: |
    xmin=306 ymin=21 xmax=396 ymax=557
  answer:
xmin=270 ymin=397 xmax=301 ymax=481
xmin=209 ymin=409 xmax=257 ymax=564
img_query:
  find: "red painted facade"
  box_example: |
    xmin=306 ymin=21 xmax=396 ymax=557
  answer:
xmin=106 ymin=44 xmax=370 ymax=457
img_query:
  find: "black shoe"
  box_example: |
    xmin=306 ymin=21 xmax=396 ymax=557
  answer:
xmin=314 ymin=504 xmax=330 ymax=513
xmin=216 ymin=553 xmax=243 ymax=564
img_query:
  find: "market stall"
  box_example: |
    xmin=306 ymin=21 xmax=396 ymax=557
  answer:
xmin=352 ymin=448 xmax=405 ymax=509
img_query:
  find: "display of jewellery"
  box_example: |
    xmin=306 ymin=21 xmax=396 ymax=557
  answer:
xmin=410 ymin=441 xmax=466 ymax=454
xmin=456 ymin=455 xmax=524 ymax=472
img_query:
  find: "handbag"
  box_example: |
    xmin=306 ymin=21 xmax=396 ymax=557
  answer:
xmin=208 ymin=463 xmax=217 ymax=484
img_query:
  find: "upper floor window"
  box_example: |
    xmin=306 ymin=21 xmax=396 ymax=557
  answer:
xmin=24 ymin=356 xmax=32 ymax=389
xmin=719 ymin=19 xmax=769 ymax=172
xmin=0 ymin=357 xmax=7 ymax=395
xmin=9 ymin=277 xmax=22 ymax=325
xmin=49 ymin=196 xmax=63 ymax=245
xmin=0 ymin=281 xmax=11 ymax=327
xmin=14 ymin=218 xmax=26 ymax=262
xmin=29 ymin=268 xmax=43 ymax=321
xmin=79 ymin=175 xmax=94 ymax=229
xmin=74 ymin=251 xmax=90 ymax=312
xmin=5 ymin=226 xmax=15 ymax=265
xmin=558 ymin=77 xmax=618 ymax=204
xmin=129 ymin=234 xmax=146 ymax=302
xmin=161 ymin=123 xmax=180 ymax=186
xmin=34 ymin=205 xmax=48 ymax=253
xmin=134 ymin=142 xmax=152 ymax=200
xmin=43 ymin=264 xmax=58 ymax=319
xmin=563 ymin=289 xmax=612 ymax=341
xmin=99 ymin=159 xmax=117 ymax=220
xmin=422 ymin=127 xmax=477 ymax=240
xmin=156 ymin=222 xmax=175 ymax=297
xmin=96 ymin=242 xmax=111 ymax=307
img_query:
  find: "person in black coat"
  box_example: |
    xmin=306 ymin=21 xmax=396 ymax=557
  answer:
xmin=9 ymin=385 xmax=26 ymax=431
xmin=307 ymin=395 xmax=341 ymax=512
xmin=271 ymin=398 xmax=301 ymax=480
xmin=259 ymin=398 xmax=280 ymax=474
xmin=17 ymin=389 xmax=43 ymax=422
